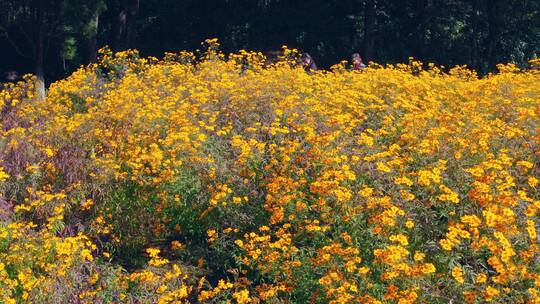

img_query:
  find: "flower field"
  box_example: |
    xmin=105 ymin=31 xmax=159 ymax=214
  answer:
xmin=1 ymin=43 xmax=539 ymax=303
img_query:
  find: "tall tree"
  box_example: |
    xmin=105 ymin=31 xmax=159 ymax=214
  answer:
xmin=111 ymin=0 xmax=139 ymax=51
xmin=1 ymin=0 xmax=539 ymax=82
xmin=84 ymin=1 xmax=106 ymax=63
xmin=486 ymin=0 xmax=504 ymax=69
xmin=0 ymin=0 xmax=64 ymax=99
xmin=64 ymin=0 xmax=106 ymax=64
xmin=362 ymin=0 xmax=376 ymax=62
xmin=125 ymin=0 xmax=139 ymax=49
xmin=469 ymin=0 xmax=480 ymax=69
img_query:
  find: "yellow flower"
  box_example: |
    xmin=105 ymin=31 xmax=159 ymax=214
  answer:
xmin=376 ymin=162 xmax=392 ymax=173
xmin=414 ymin=252 xmax=425 ymax=262
xmin=389 ymin=234 xmax=409 ymax=246
xmin=395 ymin=176 xmax=413 ymax=186
xmin=360 ymin=186 xmax=374 ymax=198
xmin=80 ymin=249 xmax=94 ymax=262
xmin=232 ymin=289 xmax=250 ymax=304
xmin=80 ymin=199 xmax=94 ymax=210
xmin=0 ymin=167 xmax=9 ymax=181
xmin=422 ymin=263 xmax=436 ymax=274
xmin=526 ymin=220 xmax=537 ymax=241
xmin=528 ymin=176 xmax=539 ymax=188
xmin=451 ymin=266 xmax=464 ymax=284
xmin=476 ymin=273 xmax=487 ymax=284
xmin=405 ymin=220 xmax=415 ymax=229
xmin=484 ymin=286 xmax=499 ymax=301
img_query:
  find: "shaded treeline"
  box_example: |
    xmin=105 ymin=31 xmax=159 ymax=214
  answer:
xmin=1 ymin=0 xmax=539 ymax=94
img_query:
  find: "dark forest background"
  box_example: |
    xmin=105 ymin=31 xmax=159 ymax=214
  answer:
xmin=1 ymin=0 xmax=539 ymax=87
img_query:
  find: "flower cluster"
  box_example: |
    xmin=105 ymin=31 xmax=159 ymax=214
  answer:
xmin=0 ymin=40 xmax=539 ymax=303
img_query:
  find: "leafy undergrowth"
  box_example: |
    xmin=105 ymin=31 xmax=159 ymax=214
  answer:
xmin=1 ymin=43 xmax=539 ymax=303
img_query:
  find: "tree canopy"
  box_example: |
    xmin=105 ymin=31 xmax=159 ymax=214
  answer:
xmin=1 ymin=0 xmax=539 ymax=86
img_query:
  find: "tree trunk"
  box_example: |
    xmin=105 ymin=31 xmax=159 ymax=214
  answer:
xmin=469 ymin=0 xmax=480 ymax=69
xmin=111 ymin=0 xmax=138 ymax=51
xmin=112 ymin=3 xmax=128 ymax=51
xmin=86 ymin=13 xmax=99 ymax=63
xmin=362 ymin=0 xmax=376 ymax=62
xmin=34 ymin=0 xmax=46 ymax=100
xmin=486 ymin=0 xmax=503 ymax=69
xmin=125 ymin=0 xmax=139 ymax=49
xmin=34 ymin=64 xmax=46 ymax=99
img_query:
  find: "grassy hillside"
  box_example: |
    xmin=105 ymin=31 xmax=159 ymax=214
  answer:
xmin=1 ymin=44 xmax=539 ymax=303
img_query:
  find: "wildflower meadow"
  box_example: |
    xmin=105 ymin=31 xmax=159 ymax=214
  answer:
xmin=0 ymin=43 xmax=539 ymax=303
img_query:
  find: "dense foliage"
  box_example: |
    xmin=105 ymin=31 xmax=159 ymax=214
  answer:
xmin=0 ymin=43 xmax=540 ymax=303
xmin=1 ymin=0 xmax=539 ymax=85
